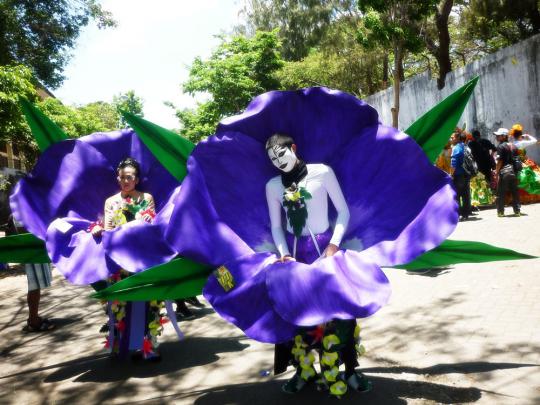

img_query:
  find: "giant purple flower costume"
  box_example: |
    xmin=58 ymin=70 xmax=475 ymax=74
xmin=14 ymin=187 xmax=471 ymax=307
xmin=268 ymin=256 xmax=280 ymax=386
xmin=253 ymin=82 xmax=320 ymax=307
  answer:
xmin=165 ymin=87 xmax=459 ymax=343
xmin=10 ymin=129 xmax=179 ymax=285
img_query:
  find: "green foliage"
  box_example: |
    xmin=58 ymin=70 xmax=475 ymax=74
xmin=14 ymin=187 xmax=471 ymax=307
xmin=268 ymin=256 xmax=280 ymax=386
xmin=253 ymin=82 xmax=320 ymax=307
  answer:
xmin=0 ymin=173 xmax=10 ymax=191
xmin=459 ymin=0 xmax=540 ymax=52
xmin=37 ymin=98 xmax=119 ymax=137
xmin=178 ymin=30 xmax=284 ymax=143
xmin=0 ymin=65 xmax=36 ymax=152
xmin=78 ymin=101 xmax=119 ymax=131
xmin=0 ymin=0 xmax=116 ymax=88
xmin=113 ymin=90 xmax=144 ymax=128
xmin=239 ymin=0 xmax=344 ymax=61
xmin=357 ymin=0 xmax=437 ymax=53
xmin=277 ymin=43 xmax=385 ymax=97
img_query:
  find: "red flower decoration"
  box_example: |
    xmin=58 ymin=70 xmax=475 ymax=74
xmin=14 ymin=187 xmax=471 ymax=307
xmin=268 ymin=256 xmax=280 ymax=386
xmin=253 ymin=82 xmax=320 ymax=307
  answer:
xmin=116 ymin=319 xmax=126 ymax=333
xmin=307 ymin=324 xmax=325 ymax=344
xmin=87 ymin=219 xmax=104 ymax=233
xmin=159 ymin=317 xmax=169 ymax=325
xmin=140 ymin=208 xmax=156 ymax=221
xmin=142 ymin=337 xmax=153 ymax=355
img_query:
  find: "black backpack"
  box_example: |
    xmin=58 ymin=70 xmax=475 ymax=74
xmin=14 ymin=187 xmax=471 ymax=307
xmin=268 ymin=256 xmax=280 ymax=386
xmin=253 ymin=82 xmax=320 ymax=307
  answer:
xmin=508 ymin=143 xmax=523 ymax=172
xmin=462 ymin=145 xmax=478 ymax=177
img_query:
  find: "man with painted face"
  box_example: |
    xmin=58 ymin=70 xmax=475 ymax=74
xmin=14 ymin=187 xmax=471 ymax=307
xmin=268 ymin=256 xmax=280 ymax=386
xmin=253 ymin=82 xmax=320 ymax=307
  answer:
xmin=265 ymin=134 xmax=370 ymax=396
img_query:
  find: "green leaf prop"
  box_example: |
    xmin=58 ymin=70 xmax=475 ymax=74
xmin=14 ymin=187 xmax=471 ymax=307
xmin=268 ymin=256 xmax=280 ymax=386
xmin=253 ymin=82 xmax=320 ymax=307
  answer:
xmin=92 ymin=257 xmax=213 ymax=301
xmin=405 ymin=77 xmax=479 ymax=163
xmin=0 ymin=233 xmax=50 ymax=263
xmin=19 ymin=97 xmax=69 ymax=152
xmin=394 ymin=239 xmax=537 ymax=271
xmin=122 ymin=112 xmax=195 ymax=181
xmin=518 ymin=166 xmax=540 ymax=195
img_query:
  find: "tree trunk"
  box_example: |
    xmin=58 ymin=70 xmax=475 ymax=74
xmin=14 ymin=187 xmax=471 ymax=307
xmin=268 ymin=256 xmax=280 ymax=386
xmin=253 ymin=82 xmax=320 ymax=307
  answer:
xmin=399 ymin=56 xmax=405 ymax=81
xmin=392 ymin=44 xmax=402 ymax=129
xmin=435 ymin=0 xmax=453 ymax=89
xmin=382 ymin=53 xmax=389 ymax=88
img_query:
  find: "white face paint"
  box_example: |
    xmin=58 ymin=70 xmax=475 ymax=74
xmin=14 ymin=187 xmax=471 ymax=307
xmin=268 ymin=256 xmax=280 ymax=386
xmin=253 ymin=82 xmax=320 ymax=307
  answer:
xmin=267 ymin=145 xmax=298 ymax=173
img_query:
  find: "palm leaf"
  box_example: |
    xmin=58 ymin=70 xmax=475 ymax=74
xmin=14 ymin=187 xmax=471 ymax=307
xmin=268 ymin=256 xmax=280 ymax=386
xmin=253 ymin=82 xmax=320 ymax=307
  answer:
xmin=92 ymin=257 xmax=213 ymax=301
xmin=122 ymin=112 xmax=194 ymax=181
xmin=395 ymin=239 xmax=536 ymax=271
xmin=19 ymin=97 xmax=69 ymax=152
xmin=0 ymin=233 xmax=50 ymax=263
xmin=406 ymin=77 xmax=479 ymax=163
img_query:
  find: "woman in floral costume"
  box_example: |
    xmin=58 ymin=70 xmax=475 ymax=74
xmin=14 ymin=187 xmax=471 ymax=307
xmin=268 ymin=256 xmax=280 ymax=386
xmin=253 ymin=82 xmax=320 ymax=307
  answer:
xmin=91 ymin=157 xmax=165 ymax=360
xmin=10 ymin=129 xmax=181 ymax=359
xmin=509 ymin=124 xmax=540 ymax=203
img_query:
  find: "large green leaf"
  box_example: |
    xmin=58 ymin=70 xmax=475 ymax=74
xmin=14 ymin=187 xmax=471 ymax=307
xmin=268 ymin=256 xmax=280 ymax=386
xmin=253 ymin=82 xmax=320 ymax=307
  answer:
xmin=394 ymin=239 xmax=536 ymax=271
xmin=406 ymin=77 xmax=479 ymax=163
xmin=92 ymin=257 xmax=213 ymax=301
xmin=19 ymin=97 xmax=69 ymax=152
xmin=518 ymin=166 xmax=540 ymax=195
xmin=0 ymin=233 xmax=50 ymax=263
xmin=122 ymin=112 xmax=195 ymax=181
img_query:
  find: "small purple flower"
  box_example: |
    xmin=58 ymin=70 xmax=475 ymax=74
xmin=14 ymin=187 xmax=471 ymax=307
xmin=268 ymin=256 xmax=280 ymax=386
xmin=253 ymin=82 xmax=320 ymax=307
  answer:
xmin=10 ymin=129 xmax=179 ymax=285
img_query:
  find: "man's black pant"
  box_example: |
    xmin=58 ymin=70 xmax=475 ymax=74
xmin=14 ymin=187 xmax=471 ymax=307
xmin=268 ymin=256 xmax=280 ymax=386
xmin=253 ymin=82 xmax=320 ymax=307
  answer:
xmin=496 ymin=171 xmax=520 ymax=214
xmin=452 ymin=174 xmax=471 ymax=218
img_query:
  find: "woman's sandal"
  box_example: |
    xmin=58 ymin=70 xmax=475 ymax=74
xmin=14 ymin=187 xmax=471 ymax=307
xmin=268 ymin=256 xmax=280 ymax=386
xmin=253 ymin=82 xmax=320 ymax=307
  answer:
xmin=22 ymin=317 xmax=56 ymax=333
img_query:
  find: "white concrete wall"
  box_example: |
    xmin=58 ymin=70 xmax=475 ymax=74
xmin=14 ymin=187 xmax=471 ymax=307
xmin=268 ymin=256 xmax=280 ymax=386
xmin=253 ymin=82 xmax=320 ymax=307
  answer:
xmin=366 ymin=34 xmax=540 ymax=162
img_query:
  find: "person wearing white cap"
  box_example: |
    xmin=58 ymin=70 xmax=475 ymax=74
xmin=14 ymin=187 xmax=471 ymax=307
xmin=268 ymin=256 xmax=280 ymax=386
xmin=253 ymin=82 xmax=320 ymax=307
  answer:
xmin=493 ymin=128 xmax=521 ymax=217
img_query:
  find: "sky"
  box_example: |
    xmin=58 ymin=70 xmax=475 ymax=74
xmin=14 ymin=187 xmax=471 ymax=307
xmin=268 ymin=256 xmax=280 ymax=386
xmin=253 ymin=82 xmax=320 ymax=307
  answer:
xmin=55 ymin=0 xmax=245 ymax=129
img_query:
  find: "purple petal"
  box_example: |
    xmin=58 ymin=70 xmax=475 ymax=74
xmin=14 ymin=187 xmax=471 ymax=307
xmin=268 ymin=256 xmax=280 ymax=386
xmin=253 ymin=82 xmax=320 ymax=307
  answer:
xmin=10 ymin=140 xmax=116 ymax=239
xmin=165 ymin=155 xmax=254 ymax=267
xmin=266 ymin=250 xmax=391 ymax=327
xmin=46 ymin=217 xmax=119 ymax=285
xmin=203 ymin=252 xmax=297 ymax=343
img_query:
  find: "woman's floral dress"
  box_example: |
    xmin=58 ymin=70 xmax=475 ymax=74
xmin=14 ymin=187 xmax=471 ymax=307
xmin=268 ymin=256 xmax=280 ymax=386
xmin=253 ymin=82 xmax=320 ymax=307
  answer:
xmin=103 ymin=192 xmax=166 ymax=359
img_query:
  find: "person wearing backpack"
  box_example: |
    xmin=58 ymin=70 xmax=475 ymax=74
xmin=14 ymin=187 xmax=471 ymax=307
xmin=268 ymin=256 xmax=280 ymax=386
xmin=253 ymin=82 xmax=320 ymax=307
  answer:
xmin=468 ymin=130 xmax=497 ymax=185
xmin=494 ymin=128 xmax=521 ymax=217
xmin=450 ymin=131 xmax=472 ymax=220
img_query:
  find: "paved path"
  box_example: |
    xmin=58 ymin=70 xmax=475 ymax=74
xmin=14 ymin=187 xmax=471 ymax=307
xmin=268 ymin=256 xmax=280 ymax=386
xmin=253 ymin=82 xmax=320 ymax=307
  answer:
xmin=0 ymin=204 xmax=539 ymax=404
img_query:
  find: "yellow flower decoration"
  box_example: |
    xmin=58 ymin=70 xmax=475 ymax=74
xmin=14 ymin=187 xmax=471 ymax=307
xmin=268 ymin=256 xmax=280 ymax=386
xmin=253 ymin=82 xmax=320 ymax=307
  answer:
xmin=284 ymin=189 xmax=301 ymax=202
xmin=291 ymin=347 xmax=306 ymax=360
xmin=294 ymin=335 xmax=307 ymax=348
xmin=323 ymin=366 xmax=340 ymax=382
xmin=299 ymin=352 xmax=315 ymax=369
xmin=321 ymin=351 xmax=339 ymax=367
xmin=354 ymin=324 xmax=361 ymax=339
xmin=329 ymin=381 xmax=348 ymax=397
xmin=356 ymin=344 xmax=366 ymax=356
xmin=323 ymin=334 xmax=340 ymax=350
xmin=300 ymin=366 xmax=316 ymax=381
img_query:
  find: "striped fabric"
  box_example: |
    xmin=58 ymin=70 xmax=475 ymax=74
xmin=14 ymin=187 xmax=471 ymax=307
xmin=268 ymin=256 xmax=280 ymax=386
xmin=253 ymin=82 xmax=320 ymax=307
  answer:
xmin=25 ymin=263 xmax=52 ymax=291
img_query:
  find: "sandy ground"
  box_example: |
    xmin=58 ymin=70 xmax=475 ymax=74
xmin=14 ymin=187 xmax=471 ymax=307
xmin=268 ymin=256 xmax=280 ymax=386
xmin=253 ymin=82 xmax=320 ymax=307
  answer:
xmin=0 ymin=204 xmax=539 ymax=405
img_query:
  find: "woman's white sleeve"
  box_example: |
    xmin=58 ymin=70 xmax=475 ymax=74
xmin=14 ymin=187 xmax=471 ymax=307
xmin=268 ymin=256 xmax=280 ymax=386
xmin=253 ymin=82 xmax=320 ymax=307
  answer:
xmin=325 ymin=167 xmax=350 ymax=247
xmin=266 ymin=182 xmax=290 ymax=257
xmin=520 ymin=135 xmax=538 ymax=149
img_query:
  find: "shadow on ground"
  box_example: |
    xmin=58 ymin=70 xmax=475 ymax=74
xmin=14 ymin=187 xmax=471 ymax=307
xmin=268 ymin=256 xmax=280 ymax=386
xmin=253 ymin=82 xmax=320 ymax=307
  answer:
xmin=140 ymin=374 xmax=483 ymax=405
xmin=362 ymin=361 xmax=539 ymax=375
xmin=403 ymin=266 xmax=453 ymax=277
xmin=40 ymin=336 xmax=249 ymax=383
